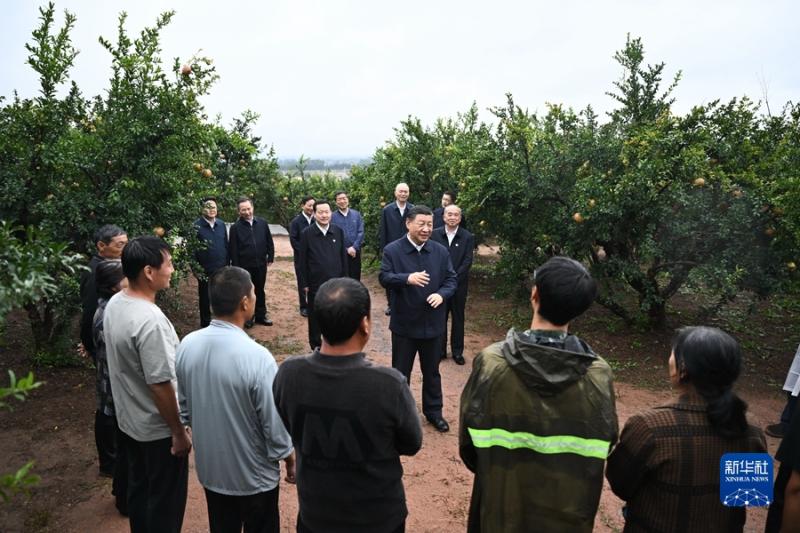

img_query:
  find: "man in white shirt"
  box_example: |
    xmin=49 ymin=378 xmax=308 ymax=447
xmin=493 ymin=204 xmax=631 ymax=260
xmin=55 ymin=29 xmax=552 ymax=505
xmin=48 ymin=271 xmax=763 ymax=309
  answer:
xmin=104 ymin=236 xmax=191 ymax=533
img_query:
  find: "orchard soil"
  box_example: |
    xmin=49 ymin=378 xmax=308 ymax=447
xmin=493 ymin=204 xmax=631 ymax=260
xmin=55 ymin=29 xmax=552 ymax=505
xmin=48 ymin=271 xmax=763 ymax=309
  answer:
xmin=0 ymin=235 xmax=793 ymax=532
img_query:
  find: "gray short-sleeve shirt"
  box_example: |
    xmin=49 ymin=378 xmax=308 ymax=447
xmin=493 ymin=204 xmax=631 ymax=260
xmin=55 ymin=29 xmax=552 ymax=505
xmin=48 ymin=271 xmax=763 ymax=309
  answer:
xmin=104 ymin=291 xmax=180 ymax=442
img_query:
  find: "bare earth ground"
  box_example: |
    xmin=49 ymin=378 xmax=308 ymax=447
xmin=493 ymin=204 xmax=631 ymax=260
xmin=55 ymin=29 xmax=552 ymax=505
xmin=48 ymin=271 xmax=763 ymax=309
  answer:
xmin=0 ymin=235 xmax=788 ymax=532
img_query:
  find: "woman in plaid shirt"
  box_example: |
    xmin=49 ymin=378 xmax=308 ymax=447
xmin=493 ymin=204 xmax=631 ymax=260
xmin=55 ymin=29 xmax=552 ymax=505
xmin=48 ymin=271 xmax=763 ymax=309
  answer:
xmin=606 ymin=326 xmax=766 ymax=532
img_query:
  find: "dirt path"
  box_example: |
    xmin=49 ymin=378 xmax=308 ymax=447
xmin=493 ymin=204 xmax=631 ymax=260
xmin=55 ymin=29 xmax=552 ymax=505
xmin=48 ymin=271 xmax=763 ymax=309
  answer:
xmin=12 ymin=236 xmax=786 ymax=532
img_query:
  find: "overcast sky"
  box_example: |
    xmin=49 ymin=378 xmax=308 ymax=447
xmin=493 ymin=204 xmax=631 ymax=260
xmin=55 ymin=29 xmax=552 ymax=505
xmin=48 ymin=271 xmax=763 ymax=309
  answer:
xmin=2 ymin=1 xmax=798 ymax=159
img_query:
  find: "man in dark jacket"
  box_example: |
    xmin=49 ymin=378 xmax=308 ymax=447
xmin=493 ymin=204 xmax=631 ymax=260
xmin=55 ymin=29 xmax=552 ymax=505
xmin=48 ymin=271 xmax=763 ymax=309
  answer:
xmin=432 ymin=190 xmax=467 ymax=230
xmin=380 ymin=205 xmax=457 ymax=432
xmin=80 ymin=224 xmax=128 ymax=361
xmin=229 ymin=196 xmax=275 ymax=327
xmin=193 ymin=197 xmax=229 ymax=328
xmin=431 ymin=204 xmax=474 ymax=365
xmin=379 ymin=182 xmax=413 ymax=316
xmin=298 ymin=200 xmax=348 ymax=350
xmin=459 ymin=256 xmax=617 ymax=533
xmin=273 ymin=277 xmax=422 ymax=533
xmin=289 ymin=196 xmax=315 ymax=317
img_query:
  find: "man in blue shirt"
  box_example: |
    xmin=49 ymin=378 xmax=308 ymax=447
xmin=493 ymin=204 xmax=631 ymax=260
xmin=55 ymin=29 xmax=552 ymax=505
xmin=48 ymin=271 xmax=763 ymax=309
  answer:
xmin=193 ymin=197 xmax=229 ymax=328
xmin=380 ymin=205 xmax=457 ymax=432
xmin=177 ymin=266 xmax=295 ymax=533
xmin=332 ymin=190 xmax=365 ymax=281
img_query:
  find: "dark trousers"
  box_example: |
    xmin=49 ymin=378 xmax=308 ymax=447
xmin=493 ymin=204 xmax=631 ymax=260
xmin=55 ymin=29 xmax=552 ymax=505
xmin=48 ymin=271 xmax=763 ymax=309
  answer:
xmin=95 ymin=410 xmax=116 ymax=475
xmin=779 ymin=392 xmax=798 ymax=428
xmin=391 ymin=333 xmax=443 ymax=419
xmin=113 ymin=423 xmax=129 ymax=515
xmin=347 ymin=249 xmax=361 ymax=281
xmin=297 ymin=515 xmax=404 ymax=533
xmin=204 ymin=486 xmax=280 ymax=533
xmin=441 ymin=282 xmax=468 ymax=358
xmin=244 ymin=264 xmax=268 ymax=321
xmin=122 ymin=432 xmax=189 ymax=533
xmin=307 ymin=289 xmax=320 ymax=350
xmin=293 ymin=258 xmax=308 ymax=310
xmin=96 ymin=411 xmax=129 ymax=513
xmin=198 ymin=276 xmax=212 ymax=327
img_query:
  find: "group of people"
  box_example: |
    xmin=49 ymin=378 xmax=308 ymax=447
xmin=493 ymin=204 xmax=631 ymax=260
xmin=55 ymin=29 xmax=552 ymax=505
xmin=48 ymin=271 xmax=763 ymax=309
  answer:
xmin=76 ymin=183 xmax=800 ymax=533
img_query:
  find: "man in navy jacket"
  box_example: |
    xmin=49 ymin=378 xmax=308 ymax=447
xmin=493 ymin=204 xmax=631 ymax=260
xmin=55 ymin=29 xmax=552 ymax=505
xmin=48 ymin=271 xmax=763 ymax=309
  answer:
xmin=380 ymin=205 xmax=457 ymax=432
xmin=229 ymin=196 xmax=275 ymax=327
xmin=379 ymin=182 xmax=413 ymax=316
xmin=289 ymin=196 xmax=315 ymax=316
xmin=193 ymin=197 xmax=229 ymax=328
xmin=298 ymin=200 xmax=348 ymax=350
xmin=332 ymin=190 xmax=365 ymax=281
xmin=431 ymin=204 xmax=474 ymax=365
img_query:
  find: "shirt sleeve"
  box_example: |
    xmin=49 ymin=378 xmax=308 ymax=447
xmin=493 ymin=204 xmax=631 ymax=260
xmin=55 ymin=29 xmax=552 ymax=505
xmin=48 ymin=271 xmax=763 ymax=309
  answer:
xmin=379 ymin=246 xmax=411 ymax=289
xmin=254 ymin=356 xmax=293 ymax=461
xmin=136 ymin=316 xmax=178 ymax=385
xmin=354 ymin=211 xmax=365 ymax=250
xmin=605 ymin=413 xmax=654 ymax=501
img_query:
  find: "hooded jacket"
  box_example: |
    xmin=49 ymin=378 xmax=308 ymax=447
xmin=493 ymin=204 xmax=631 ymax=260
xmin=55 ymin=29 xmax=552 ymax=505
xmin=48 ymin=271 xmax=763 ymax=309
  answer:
xmin=459 ymin=328 xmax=618 ymax=533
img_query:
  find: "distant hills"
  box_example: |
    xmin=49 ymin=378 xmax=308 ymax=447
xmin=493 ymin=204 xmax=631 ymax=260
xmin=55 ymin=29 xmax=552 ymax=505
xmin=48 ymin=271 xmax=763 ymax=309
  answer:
xmin=278 ymin=157 xmax=372 ymax=172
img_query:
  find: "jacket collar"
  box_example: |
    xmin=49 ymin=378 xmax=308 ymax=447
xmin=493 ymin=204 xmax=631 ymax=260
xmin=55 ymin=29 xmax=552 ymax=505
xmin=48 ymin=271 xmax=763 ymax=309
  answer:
xmin=401 ymin=235 xmax=429 ymax=254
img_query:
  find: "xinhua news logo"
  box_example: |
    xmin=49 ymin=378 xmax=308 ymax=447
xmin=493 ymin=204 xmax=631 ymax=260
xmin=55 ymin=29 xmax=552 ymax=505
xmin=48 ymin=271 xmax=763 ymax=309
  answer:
xmin=719 ymin=453 xmax=773 ymax=507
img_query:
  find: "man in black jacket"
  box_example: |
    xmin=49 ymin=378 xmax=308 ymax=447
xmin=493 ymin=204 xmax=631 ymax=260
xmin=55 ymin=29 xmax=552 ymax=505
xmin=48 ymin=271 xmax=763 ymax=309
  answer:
xmin=80 ymin=224 xmax=128 ymax=361
xmin=273 ymin=277 xmax=422 ymax=533
xmin=380 ymin=205 xmax=457 ymax=432
xmin=298 ymin=200 xmax=348 ymax=349
xmin=289 ymin=196 xmax=315 ymax=317
xmin=229 ymin=196 xmax=275 ymax=327
xmin=193 ymin=197 xmax=229 ymax=328
xmin=433 ymin=191 xmax=468 ymax=231
xmin=431 ymin=204 xmax=474 ymax=365
xmin=379 ymin=182 xmax=413 ymax=316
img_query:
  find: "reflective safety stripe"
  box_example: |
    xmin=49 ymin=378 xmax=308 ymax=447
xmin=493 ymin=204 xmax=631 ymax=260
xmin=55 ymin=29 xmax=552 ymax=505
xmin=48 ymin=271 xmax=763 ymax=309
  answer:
xmin=467 ymin=427 xmax=611 ymax=459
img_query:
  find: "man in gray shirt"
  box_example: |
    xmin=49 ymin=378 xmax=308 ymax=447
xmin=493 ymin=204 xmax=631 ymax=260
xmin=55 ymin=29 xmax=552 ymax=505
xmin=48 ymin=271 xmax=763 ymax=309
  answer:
xmin=104 ymin=236 xmax=191 ymax=533
xmin=274 ymin=277 xmax=422 ymax=533
xmin=177 ymin=266 xmax=295 ymax=533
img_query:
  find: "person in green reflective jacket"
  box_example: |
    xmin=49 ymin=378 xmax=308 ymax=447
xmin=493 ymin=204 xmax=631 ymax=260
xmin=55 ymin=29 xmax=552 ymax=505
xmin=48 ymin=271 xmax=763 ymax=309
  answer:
xmin=459 ymin=256 xmax=618 ymax=533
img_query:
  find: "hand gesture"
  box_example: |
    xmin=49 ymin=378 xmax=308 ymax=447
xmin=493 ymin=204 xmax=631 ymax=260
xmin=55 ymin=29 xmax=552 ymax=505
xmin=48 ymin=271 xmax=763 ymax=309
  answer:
xmin=427 ymin=293 xmax=444 ymax=308
xmin=407 ymin=271 xmax=430 ymax=287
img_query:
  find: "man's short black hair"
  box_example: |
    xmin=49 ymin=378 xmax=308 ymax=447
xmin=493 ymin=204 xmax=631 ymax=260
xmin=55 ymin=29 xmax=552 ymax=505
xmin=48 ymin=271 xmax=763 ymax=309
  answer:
xmin=534 ymin=256 xmax=597 ymax=326
xmin=236 ymin=196 xmax=253 ymax=208
xmin=201 ymin=196 xmax=218 ymax=205
xmin=334 ymin=190 xmax=348 ymax=199
xmin=210 ymin=266 xmax=254 ymax=317
xmin=443 ymin=190 xmax=456 ymax=202
xmin=95 ymin=259 xmax=125 ymax=299
xmin=94 ymin=224 xmax=126 ymax=246
xmin=121 ymin=236 xmax=171 ymax=281
xmin=300 ymin=195 xmax=315 ymax=205
xmin=407 ymin=205 xmax=433 ymax=221
xmin=313 ymin=199 xmax=331 ymax=212
xmin=313 ymin=278 xmax=370 ymax=345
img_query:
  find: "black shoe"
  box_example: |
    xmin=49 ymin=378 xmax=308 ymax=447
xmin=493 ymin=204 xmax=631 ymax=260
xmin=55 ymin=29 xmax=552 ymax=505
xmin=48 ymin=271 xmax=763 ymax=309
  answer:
xmin=245 ymin=319 xmax=254 ymax=329
xmin=384 ymin=307 xmax=391 ymax=316
xmin=255 ymin=318 xmax=273 ymax=326
xmin=427 ymin=417 xmax=450 ymax=433
xmin=453 ymin=354 xmax=466 ymax=365
xmin=765 ymin=423 xmax=786 ymax=438
xmin=300 ymin=308 xmax=309 ymax=317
